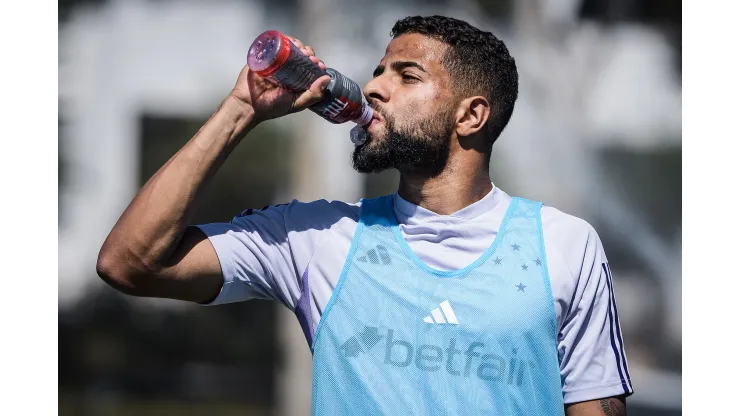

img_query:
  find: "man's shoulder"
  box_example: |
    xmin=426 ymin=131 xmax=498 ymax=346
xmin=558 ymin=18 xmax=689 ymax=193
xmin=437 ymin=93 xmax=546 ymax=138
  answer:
xmin=226 ymin=197 xmax=365 ymax=267
xmin=234 ymin=197 xmax=363 ymax=221
xmin=282 ymin=197 xmax=363 ymax=222
xmin=540 ymin=204 xmax=597 ymax=241
xmin=503 ymin=192 xmax=597 ymax=242
xmin=538 ymin=202 xmax=604 ymax=279
xmin=242 ymin=197 xmax=366 ymax=241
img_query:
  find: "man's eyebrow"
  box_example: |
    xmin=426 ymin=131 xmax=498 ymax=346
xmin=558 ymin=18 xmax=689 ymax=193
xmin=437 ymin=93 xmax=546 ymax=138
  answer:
xmin=392 ymin=61 xmax=427 ymax=73
xmin=373 ymin=61 xmax=427 ymax=77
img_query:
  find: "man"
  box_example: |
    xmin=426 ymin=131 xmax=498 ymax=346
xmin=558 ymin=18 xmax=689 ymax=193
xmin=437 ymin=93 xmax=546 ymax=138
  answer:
xmin=97 ymin=15 xmax=632 ymax=415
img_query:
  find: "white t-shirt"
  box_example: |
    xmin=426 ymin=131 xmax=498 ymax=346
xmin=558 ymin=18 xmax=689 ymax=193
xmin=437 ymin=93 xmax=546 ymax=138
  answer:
xmin=196 ymin=184 xmax=633 ymax=404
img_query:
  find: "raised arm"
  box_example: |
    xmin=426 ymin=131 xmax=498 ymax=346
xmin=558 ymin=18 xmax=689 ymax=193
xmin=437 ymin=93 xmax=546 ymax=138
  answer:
xmin=566 ymin=395 xmax=627 ymax=416
xmin=96 ymin=37 xmax=330 ymax=303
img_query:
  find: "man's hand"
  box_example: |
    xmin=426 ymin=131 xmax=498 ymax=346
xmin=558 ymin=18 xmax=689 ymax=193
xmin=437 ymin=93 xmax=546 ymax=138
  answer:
xmin=229 ymin=36 xmax=330 ymax=124
xmin=565 ymin=395 xmax=627 ymax=416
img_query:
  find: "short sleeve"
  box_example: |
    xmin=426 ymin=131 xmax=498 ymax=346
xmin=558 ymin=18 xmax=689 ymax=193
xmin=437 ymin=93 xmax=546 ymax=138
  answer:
xmin=194 ymin=198 xmax=359 ymax=310
xmin=558 ymin=224 xmax=634 ymax=404
xmin=195 ymin=202 xmax=300 ymax=308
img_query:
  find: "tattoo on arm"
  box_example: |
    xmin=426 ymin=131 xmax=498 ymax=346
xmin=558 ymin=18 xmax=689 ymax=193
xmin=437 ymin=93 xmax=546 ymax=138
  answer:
xmin=599 ymin=397 xmax=626 ymax=416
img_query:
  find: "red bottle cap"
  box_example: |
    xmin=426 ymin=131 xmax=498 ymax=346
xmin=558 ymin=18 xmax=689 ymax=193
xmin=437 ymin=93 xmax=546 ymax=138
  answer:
xmin=251 ymin=31 xmax=292 ymax=78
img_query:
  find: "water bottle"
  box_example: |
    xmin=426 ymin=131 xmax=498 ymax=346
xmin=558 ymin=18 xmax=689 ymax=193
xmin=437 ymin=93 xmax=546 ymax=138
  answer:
xmin=247 ymin=30 xmax=374 ymax=130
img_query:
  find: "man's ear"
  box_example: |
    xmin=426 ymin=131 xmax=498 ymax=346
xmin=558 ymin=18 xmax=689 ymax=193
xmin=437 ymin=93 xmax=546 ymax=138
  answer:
xmin=455 ymin=96 xmax=491 ymax=137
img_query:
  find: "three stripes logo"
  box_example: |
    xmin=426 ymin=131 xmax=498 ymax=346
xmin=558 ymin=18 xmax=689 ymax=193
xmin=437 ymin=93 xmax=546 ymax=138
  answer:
xmin=357 ymin=245 xmax=391 ymax=265
xmin=602 ymin=262 xmax=633 ymax=394
xmin=423 ymin=300 xmax=459 ymax=325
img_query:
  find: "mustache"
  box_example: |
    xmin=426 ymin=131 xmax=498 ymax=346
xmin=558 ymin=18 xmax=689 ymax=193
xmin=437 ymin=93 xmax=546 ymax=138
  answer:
xmin=367 ymin=100 xmax=391 ymax=122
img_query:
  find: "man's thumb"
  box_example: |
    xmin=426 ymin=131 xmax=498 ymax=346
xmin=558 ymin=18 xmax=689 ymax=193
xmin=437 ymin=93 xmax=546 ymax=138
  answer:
xmin=294 ymin=75 xmax=331 ymax=109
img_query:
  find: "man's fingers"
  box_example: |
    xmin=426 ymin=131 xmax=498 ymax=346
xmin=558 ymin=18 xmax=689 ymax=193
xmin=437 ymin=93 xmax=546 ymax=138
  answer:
xmin=294 ymin=75 xmax=331 ymax=109
xmin=309 ymin=55 xmax=326 ymax=70
xmin=286 ymin=36 xmax=316 ymax=57
xmin=287 ymin=36 xmax=304 ymax=50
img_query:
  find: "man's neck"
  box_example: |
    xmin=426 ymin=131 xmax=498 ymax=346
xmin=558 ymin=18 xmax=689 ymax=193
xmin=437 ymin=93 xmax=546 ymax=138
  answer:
xmin=397 ymin=169 xmax=493 ymax=216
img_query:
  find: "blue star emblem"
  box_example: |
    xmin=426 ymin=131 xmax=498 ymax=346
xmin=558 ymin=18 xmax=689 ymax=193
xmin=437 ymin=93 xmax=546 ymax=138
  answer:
xmin=516 ymin=283 xmax=526 ymax=292
xmin=521 ymin=264 xmax=528 ymax=271
xmin=493 ymin=257 xmax=502 ymax=265
xmin=511 ymin=244 xmax=520 ymax=251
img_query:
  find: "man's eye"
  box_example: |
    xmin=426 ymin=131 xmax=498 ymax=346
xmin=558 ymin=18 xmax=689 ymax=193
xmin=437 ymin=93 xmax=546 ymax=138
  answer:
xmin=402 ymin=74 xmax=419 ymax=82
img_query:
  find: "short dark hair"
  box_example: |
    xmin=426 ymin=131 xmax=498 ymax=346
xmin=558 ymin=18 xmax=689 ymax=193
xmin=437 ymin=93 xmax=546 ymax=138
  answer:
xmin=391 ymin=15 xmax=518 ymax=152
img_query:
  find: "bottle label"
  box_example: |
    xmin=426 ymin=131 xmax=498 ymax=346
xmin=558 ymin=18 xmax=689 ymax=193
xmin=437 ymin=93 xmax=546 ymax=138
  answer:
xmin=310 ymin=68 xmax=368 ymax=124
xmin=320 ymin=96 xmax=361 ymax=123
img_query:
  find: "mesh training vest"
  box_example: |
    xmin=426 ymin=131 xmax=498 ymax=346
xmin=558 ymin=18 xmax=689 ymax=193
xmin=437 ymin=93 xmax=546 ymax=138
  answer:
xmin=311 ymin=195 xmax=564 ymax=415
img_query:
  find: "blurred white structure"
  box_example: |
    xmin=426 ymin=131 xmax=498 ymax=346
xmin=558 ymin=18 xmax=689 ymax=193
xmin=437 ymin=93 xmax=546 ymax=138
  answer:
xmin=58 ymin=0 xmax=266 ymax=305
xmin=59 ymin=0 xmax=681 ymax=413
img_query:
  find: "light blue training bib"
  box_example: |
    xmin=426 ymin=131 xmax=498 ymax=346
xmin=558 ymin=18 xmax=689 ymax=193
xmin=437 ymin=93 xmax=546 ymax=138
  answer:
xmin=311 ymin=195 xmax=564 ymax=415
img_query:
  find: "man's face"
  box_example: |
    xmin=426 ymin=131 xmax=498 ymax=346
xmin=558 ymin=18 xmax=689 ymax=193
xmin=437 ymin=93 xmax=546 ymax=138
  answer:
xmin=354 ymin=34 xmax=457 ymax=175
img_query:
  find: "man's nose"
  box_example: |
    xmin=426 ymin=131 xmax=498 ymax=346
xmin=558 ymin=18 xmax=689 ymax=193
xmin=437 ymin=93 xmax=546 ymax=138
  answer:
xmin=363 ymin=77 xmax=389 ymax=103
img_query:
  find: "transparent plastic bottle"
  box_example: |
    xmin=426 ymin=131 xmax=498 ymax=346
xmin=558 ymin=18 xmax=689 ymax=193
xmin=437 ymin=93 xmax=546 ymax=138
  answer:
xmin=247 ymin=30 xmax=373 ymax=128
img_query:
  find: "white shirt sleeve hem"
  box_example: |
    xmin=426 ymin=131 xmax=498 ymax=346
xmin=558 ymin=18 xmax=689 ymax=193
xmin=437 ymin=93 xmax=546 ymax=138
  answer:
xmin=194 ymin=224 xmax=238 ymax=306
xmin=563 ymin=381 xmax=634 ymax=404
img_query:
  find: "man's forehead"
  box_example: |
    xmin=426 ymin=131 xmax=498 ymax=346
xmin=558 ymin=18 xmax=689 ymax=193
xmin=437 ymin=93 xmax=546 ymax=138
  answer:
xmin=381 ymin=33 xmax=447 ymax=69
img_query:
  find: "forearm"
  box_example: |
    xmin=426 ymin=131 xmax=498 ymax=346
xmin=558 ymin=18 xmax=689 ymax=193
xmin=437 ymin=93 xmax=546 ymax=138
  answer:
xmin=98 ymin=96 xmax=256 ymax=276
xmin=565 ymin=396 xmax=627 ymax=416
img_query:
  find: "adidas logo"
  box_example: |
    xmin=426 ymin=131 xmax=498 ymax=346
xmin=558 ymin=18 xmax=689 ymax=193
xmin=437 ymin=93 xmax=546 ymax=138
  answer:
xmin=423 ymin=300 xmax=459 ymax=325
xmin=357 ymin=244 xmax=391 ymax=265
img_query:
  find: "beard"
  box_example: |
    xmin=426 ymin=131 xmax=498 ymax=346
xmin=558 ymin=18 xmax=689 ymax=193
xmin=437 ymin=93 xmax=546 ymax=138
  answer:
xmin=352 ymin=105 xmax=454 ymax=176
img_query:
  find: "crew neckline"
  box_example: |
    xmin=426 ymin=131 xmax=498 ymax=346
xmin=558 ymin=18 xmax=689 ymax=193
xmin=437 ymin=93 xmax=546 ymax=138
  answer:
xmin=391 ymin=182 xmax=501 ymax=223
